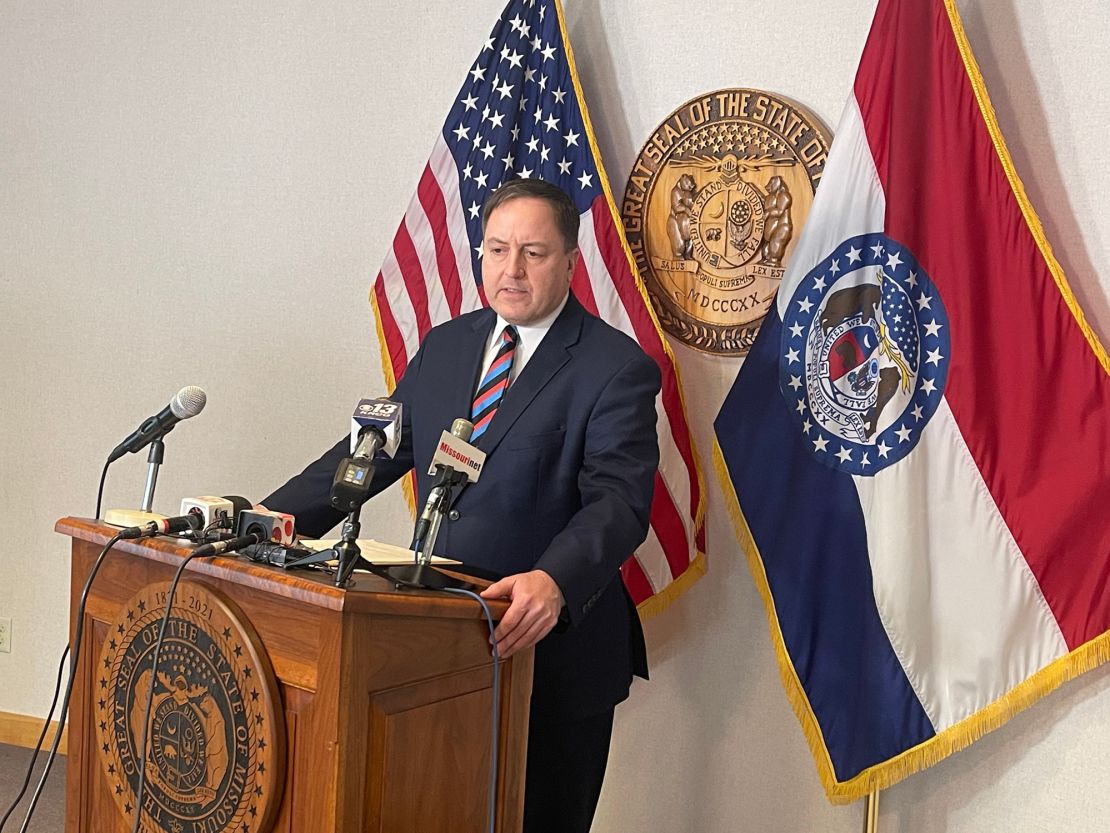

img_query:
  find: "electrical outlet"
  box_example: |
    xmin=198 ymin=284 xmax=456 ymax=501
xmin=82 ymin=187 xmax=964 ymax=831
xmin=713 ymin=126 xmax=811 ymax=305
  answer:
xmin=0 ymin=617 xmax=10 ymax=653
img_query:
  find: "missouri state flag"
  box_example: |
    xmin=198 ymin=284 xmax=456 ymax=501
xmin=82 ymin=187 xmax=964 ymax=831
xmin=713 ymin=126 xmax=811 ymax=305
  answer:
xmin=714 ymin=0 xmax=1110 ymax=802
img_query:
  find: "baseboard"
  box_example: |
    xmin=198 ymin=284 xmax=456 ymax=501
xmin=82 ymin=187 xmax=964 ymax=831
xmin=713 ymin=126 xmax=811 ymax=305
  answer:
xmin=0 ymin=710 xmax=67 ymax=755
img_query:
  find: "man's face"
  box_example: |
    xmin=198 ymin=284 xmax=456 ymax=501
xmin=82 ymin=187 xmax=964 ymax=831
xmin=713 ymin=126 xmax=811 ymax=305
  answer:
xmin=482 ymin=196 xmax=579 ymax=326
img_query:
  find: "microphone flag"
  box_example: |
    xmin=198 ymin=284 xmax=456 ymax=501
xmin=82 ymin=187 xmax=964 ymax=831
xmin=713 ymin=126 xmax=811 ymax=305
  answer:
xmin=427 ymin=429 xmax=485 ymax=484
xmin=349 ymin=398 xmax=402 ymax=458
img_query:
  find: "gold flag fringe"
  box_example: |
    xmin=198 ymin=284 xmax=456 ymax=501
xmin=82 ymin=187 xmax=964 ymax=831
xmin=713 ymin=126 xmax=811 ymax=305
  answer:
xmin=369 ymin=289 xmax=418 ymax=516
xmin=635 ymin=552 xmax=707 ymax=620
xmin=369 ymin=288 xmax=399 ymax=394
xmin=714 ymin=440 xmax=1110 ymax=802
xmin=555 ymin=0 xmax=708 ymax=615
xmin=943 ymin=0 xmax=1110 ymax=376
xmin=708 ymin=0 xmax=1110 ymax=801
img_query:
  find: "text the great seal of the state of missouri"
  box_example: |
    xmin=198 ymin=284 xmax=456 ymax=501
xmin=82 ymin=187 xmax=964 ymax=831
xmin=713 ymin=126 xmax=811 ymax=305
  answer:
xmin=622 ymin=89 xmax=832 ymax=355
xmin=95 ymin=580 xmax=284 ymax=833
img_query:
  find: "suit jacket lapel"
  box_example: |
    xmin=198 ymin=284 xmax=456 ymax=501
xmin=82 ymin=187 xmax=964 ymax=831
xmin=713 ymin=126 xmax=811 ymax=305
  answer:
xmin=475 ymin=293 xmax=584 ymax=457
xmin=434 ymin=308 xmax=496 ymax=432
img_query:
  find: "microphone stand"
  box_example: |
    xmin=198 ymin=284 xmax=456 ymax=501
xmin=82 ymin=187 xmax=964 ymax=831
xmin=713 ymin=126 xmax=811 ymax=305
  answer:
xmin=331 ymin=512 xmax=381 ymax=587
xmin=385 ymin=478 xmax=471 ymax=591
xmin=140 ymin=439 xmax=165 ymax=512
xmin=283 ymin=448 xmax=471 ymax=590
xmin=280 ymin=452 xmax=389 ymax=586
xmin=100 ymin=437 xmax=171 ymax=529
xmin=280 ymin=508 xmax=380 ymax=587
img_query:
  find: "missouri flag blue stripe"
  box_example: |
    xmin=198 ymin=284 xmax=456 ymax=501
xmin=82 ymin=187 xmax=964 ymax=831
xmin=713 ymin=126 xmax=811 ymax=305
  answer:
xmin=715 ymin=313 xmax=935 ymax=779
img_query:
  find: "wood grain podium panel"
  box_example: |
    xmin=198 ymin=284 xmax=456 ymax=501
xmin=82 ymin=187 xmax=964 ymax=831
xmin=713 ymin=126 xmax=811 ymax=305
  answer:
xmin=57 ymin=518 xmax=532 ymax=833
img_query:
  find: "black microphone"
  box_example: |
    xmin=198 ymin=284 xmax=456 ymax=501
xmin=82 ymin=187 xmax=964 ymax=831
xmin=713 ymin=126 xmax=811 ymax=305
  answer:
xmin=220 ymin=495 xmax=253 ymax=527
xmin=330 ymin=398 xmax=403 ymax=513
xmin=179 ymin=495 xmax=253 ymax=531
xmin=107 ymin=386 xmax=207 ymax=463
xmin=411 ymin=418 xmax=475 ymax=550
xmin=241 ymin=541 xmax=317 ymax=567
xmin=192 ymin=532 xmax=263 ymax=558
xmin=118 ymin=514 xmax=203 ymax=540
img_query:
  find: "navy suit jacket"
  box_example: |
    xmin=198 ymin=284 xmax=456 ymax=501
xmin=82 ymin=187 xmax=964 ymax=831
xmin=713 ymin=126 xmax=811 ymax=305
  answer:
xmin=265 ymin=293 xmax=659 ymax=720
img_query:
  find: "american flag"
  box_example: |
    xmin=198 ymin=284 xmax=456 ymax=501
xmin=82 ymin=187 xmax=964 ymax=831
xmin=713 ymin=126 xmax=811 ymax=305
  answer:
xmin=371 ymin=0 xmax=705 ymax=611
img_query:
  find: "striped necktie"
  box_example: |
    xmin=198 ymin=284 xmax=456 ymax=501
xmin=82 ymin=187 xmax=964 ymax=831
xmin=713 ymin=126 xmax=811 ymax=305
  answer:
xmin=471 ymin=325 xmax=519 ymax=441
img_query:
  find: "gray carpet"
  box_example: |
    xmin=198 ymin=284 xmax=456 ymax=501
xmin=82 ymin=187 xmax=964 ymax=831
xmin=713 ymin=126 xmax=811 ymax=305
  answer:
xmin=0 ymin=744 xmax=66 ymax=832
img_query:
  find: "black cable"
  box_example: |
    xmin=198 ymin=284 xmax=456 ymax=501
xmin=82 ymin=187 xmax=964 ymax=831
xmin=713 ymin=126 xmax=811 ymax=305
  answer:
xmin=94 ymin=458 xmax=111 ymax=520
xmin=6 ymin=452 xmax=116 ymax=829
xmin=129 ymin=548 xmax=207 ymax=833
xmin=442 ymin=587 xmax=501 ymax=833
xmin=0 ymin=646 xmax=70 ymax=833
xmin=16 ymin=532 xmax=126 ymax=833
xmin=3 ymin=524 xmax=502 ymax=833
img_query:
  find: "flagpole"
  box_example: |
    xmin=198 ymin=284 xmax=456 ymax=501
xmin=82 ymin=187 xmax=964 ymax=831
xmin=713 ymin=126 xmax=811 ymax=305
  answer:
xmin=862 ymin=788 xmax=880 ymax=833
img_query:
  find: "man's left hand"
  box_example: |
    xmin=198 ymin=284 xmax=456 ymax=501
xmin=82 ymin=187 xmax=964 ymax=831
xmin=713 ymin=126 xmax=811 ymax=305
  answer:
xmin=479 ymin=570 xmax=564 ymax=659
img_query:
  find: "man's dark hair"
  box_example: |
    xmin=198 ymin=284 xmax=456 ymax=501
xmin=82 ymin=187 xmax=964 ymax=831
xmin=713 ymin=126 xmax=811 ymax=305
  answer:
xmin=482 ymin=179 xmax=580 ymax=251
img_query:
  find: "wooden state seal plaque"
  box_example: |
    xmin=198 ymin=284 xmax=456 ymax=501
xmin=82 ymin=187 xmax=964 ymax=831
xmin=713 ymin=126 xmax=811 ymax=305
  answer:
xmin=622 ymin=89 xmax=832 ymax=355
xmin=95 ymin=580 xmax=284 ymax=833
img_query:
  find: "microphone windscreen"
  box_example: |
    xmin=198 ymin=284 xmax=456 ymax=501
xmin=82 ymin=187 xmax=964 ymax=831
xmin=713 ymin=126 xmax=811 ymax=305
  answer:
xmin=222 ymin=495 xmax=253 ymax=519
xmin=170 ymin=386 xmax=207 ymax=419
xmin=450 ymin=418 xmax=474 ymax=442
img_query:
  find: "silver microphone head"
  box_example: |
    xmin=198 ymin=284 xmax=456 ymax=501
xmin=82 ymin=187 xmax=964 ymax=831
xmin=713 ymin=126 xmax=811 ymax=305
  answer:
xmin=450 ymin=418 xmax=474 ymax=442
xmin=170 ymin=386 xmax=207 ymax=420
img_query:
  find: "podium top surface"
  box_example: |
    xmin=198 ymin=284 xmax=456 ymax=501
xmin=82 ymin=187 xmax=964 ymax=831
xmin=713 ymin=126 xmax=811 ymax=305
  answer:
xmin=56 ymin=517 xmax=508 ymax=620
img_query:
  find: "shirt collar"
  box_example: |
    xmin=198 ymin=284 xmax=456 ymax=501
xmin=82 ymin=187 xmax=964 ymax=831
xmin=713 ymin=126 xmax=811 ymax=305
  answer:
xmin=493 ymin=292 xmax=568 ymax=341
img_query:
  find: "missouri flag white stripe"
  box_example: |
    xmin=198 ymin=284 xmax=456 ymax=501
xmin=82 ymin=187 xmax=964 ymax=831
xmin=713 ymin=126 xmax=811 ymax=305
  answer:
xmin=717 ymin=0 xmax=1110 ymax=802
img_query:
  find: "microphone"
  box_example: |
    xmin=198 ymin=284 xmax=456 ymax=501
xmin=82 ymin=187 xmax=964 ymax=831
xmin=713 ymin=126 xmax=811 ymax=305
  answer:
xmin=385 ymin=417 xmax=483 ymax=592
xmin=107 ymin=386 xmax=207 ymax=463
xmin=429 ymin=416 xmax=475 ymax=488
xmin=236 ymin=509 xmax=296 ymax=546
xmin=349 ymin=398 xmax=403 ymax=460
xmin=427 ymin=418 xmax=485 ymax=485
xmin=330 ymin=398 xmax=403 ymax=512
xmin=118 ymin=514 xmax=203 ymax=540
xmin=411 ymin=418 xmax=481 ymax=551
xmin=353 ymin=429 xmax=387 ymax=462
xmin=192 ymin=532 xmax=263 ymax=558
xmin=180 ymin=495 xmax=252 ymax=531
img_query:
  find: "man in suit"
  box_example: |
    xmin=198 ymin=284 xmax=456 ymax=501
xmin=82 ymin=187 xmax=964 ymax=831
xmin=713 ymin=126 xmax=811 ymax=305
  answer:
xmin=264 ymin=179 xmax=660 ymax=833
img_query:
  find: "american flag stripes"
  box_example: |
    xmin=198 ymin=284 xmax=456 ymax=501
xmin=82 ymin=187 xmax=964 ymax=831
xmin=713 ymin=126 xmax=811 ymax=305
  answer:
xmin=370 ymin=0 xmax=706 ymax=611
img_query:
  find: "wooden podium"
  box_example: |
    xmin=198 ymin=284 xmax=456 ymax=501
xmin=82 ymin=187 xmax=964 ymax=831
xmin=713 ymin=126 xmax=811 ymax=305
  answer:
xmin=57 ymin=518 xmax=533 ymax=833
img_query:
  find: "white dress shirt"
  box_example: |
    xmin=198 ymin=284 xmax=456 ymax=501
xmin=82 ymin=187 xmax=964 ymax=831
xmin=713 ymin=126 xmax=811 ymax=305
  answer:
xmin=477 ymin=292 xmax=569 ymax=386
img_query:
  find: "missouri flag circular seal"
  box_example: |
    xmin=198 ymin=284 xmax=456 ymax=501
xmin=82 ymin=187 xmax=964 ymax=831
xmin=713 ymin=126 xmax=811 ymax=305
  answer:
xmin=621 ymin=89 xmax=832 ymax=355
xmin=781 ymin=233 xmax=951 ymax=474
xmin=95 ymin=581 xmax=284 ymax=833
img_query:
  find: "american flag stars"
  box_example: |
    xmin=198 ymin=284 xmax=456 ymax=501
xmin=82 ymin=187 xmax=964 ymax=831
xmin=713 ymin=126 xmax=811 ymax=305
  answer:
xmin=371 ymin=0 xmax=705 ymax=605
xmin=443 ymin=0 xmax=598 ymax=275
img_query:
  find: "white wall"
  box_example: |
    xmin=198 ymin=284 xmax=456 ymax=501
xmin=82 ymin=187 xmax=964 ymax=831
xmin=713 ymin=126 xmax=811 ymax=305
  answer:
xmin=2 ymin=1 xmax=1108 ymax=831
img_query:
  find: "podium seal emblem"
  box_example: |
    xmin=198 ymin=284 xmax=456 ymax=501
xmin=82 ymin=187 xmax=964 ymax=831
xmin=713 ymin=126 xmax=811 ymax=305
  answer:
xmin=95 ymin=580 xmax=284 ymax=833
xmin=622 ymin=89 xmax=831 ymax=355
